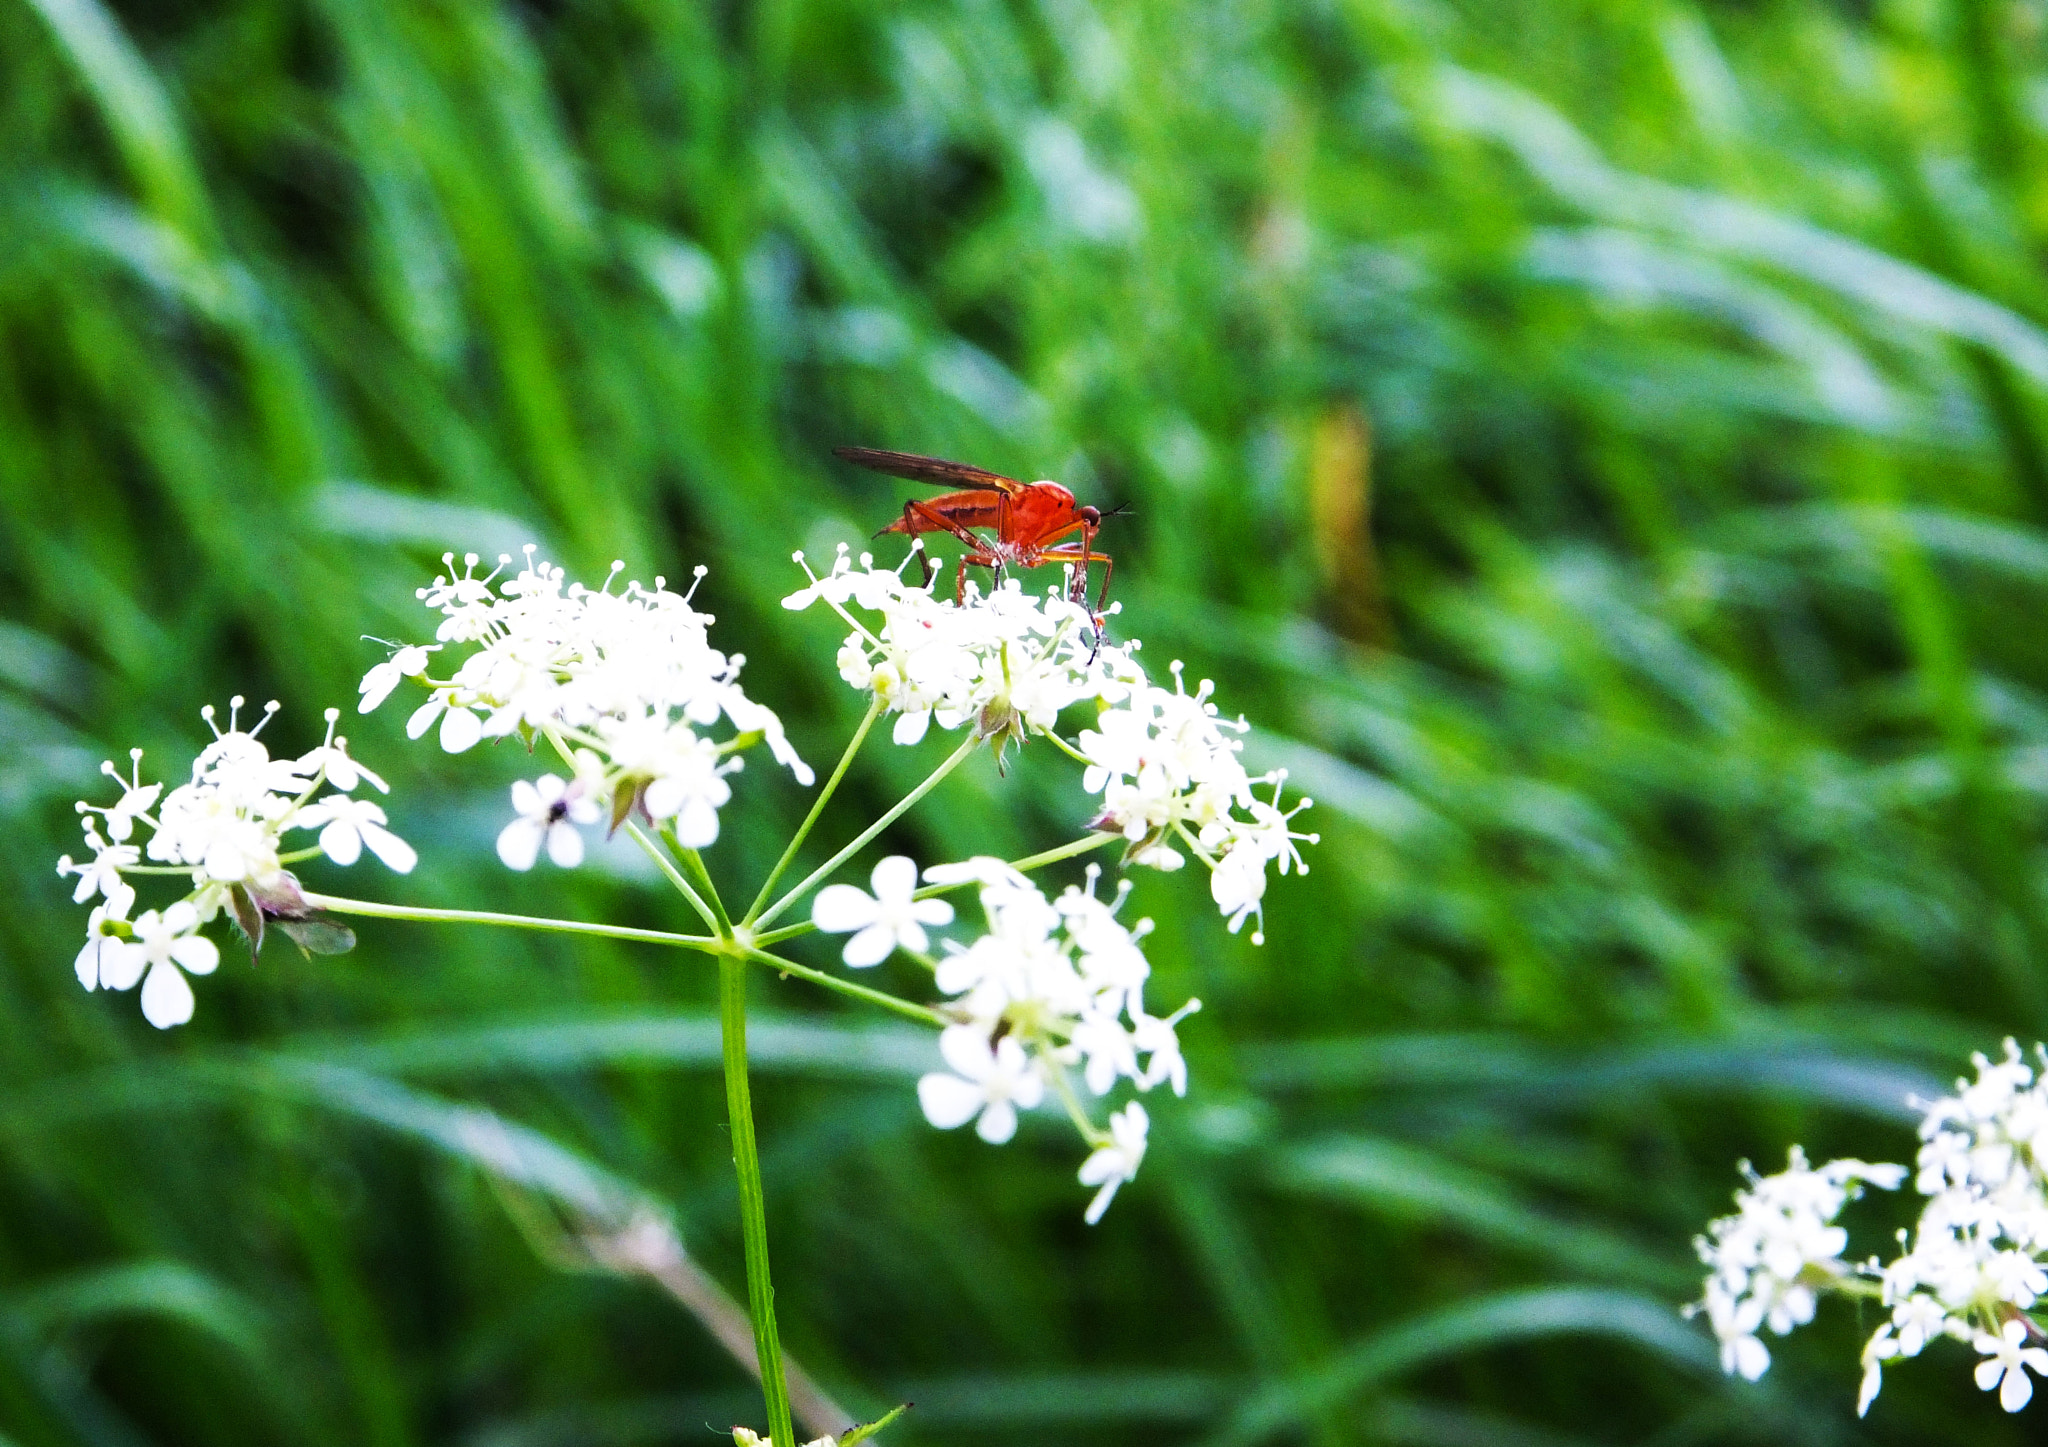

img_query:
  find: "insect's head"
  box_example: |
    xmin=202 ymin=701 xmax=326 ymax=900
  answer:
xmin=1078 ymin=505 xmax=1101 ymax=526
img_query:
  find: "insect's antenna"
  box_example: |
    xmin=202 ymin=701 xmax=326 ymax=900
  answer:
xmin=1098 ymin=502 xmax=1135 ymax=520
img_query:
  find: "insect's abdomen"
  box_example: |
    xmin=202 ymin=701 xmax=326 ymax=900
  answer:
xmin=878 ymin=488 xmax=1006 ymax=534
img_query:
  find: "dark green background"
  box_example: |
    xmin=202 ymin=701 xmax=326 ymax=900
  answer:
xmin=4 ymin=0 xmax=2046 ymax=1441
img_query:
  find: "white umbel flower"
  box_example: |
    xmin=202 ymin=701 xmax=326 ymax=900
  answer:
xmin=1976 ymin=1321 xmax=2048 ymax=1412
xmin=496 ymin=774 xmax=600 ymax=870
xmin=917 ymin=1025 xmax=1044 ymax=1144
xmin=104 ymin=902 xmax=220 ymax=1029
xmin=58 ymin=699 xmax=409 ymax=1029
xmin=369 ymin=551 xmax=811 ymax=858
xmin=911 ymin=860 xmax=1190 ymax=1221
xmin=1696 ymin=1039 xmax=2048 ymax=1416
xmin=811 ymin=856 xmax=955 ymax=966
xmin=1691 ymin=1147 xmax=1904 ymax=1388
xmin=783 ymin=546 xmax=1139 ymax=759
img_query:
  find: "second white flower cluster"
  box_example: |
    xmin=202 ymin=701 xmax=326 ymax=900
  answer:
xmin=58 ymin=701 xmax=411 ymax=1028
xmin=362 ymin=550 xmax=811 ymax=866
xmin=814 ymin=855 xmax=1195 ymax=1223
xmin=1694 ymin=1040 xmax=2048 ymax=1416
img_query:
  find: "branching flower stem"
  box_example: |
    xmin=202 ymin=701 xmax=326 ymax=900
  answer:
xmin=743 ymin=696 xmax=885 ymax=927
xmin=740 ymin=946 xmax=948 ymax=1026
xmin=623 ymin=820 xmax=721 ymax=933
xmin=667 ymin=831 xmax=734 ymax=936
xmin=753 ymin=732 xmax=981 ymax=931
xmin=296 ymin=892 xmax=718 ymax=951
xmin=751 ymin=831 xmax=1120 ymax=949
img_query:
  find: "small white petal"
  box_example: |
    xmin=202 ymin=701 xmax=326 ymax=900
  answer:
xmin=910 ymin=897 xmax=956 ymax=927
xmin=361 ymin=823 xmax=418 ymax=874
xmin=170 ymin=934 xmax=219 ymax=977
xmin=75 ymin=938 xmax=101 ymax=990
xmin=869 ymin=855 xmax=919 ymax=901
xmin=320 ymin=819 xmax=364 ymax=866
xmin=439 ymin=707 xmax=483 ymax=753
xmin=140 ymin=962 xmax=196 ymax=1028
xmin=545 ymin=820 xmax=585 ymax=868
xmin=1083 ymin=1179 xmax=1121 ymax=1225
xmin=841 ymin=922 xmax=896 ymax=968
xmin=976 ymin=1099 xmax=1018 ymax=1144
xmin=510 ymin=779 xmax=543 ymax=817
xmin=497 ymin=819 xmax=543 ymax=871
xmin=201 ymin=840 xmax=249 ymax=882
xmin=98 ymin=939 xmax=145 ymax=992
xmin=405 ymin=698 xmax=441 ymax=739
xmin=892 ymin=711 xmax=932 ymax=746
xmin=812 ymin=885 xmax=881 ymax=934
xmin=359 ymin=668 xmax=400 ymax=713
xmin=917 ymin=1073 xmax=984 ymax=1130
xmin=2005 ymin=1367 xmax=2034 ymax=1413
xmin=675 ymin=795 xmax=720 ymax=848
xmin=939 ymin=1024 xmax=995 ymax=1080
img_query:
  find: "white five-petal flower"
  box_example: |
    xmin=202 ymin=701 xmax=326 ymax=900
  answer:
xmin=1975 ymin=1320 xmax=2048 ymax=1412
xmin=496 ymin=774 xmax=600 ymax=871
xmin=917 ymin=1025 xmax=1044 ymax=1144
xmin=103 ymin=902 xmax=220 ymax=1029
xmin=811 ymin=856 xmax=955 ymax=967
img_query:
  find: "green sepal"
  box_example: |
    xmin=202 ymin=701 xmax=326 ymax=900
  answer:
xmin=609 ymin=780 xmax=643 ymax=837
xmin=228 ymin=883 xmax=264 ymax=959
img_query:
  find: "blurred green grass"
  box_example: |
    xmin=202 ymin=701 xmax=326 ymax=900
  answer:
xmin=7 ymin=0 xmax=2048 ymax=1440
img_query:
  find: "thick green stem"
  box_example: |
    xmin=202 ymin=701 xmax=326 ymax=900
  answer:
xmin=298 ymin=892 xmax=719 ymax=953
xmin=753 ymin=731 xmax=981 ymax=930
xmin=743 ymin=695 xmax=885 ymax=927
xmin=720 ymin=953 xmax=797 ymax=1446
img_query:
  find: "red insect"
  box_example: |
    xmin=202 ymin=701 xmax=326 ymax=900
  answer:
xmin=834 ymin=446 xmax=1119 ymax=614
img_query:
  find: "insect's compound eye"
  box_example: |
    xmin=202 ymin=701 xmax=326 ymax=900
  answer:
xmin=1078 ymin=505 xmax=1102 ymax=525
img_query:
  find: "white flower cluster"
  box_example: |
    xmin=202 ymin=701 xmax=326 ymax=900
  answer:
xmin=1691 ymin=1147 xmax=1903 ymax=1382
xmin=1695 ymin=1040 xmax=2048 ymax=1416
xmin=782 ymin=545 xmax=1140 ymax=753
xmin=364 ymin=550 xmax=812 ymax=867
xmin=1079 ymin=663 xmax=1317 ymax=945
xmin=57 ymin=700 xmax=411 ymax=1028
xmin=784 ymin=547 xmax=1316 ymax=943
xmin=814 ymin=854 xmax=1195 ymax=1223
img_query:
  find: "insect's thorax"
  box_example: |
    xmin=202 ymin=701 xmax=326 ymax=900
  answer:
xmin=1006 ymin=484 xmax=1078 ymax=549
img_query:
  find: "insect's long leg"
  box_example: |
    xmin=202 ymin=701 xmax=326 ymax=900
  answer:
xmin=1037 ymin=545 xmax=1113 ymax=614
xmin=994 ymin=491 xmax=1013 ymax=589
xmin=899 ymin=502 xmax=934 ymax=587
xmin=956 ymin=550 xmax=999 ymax=603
